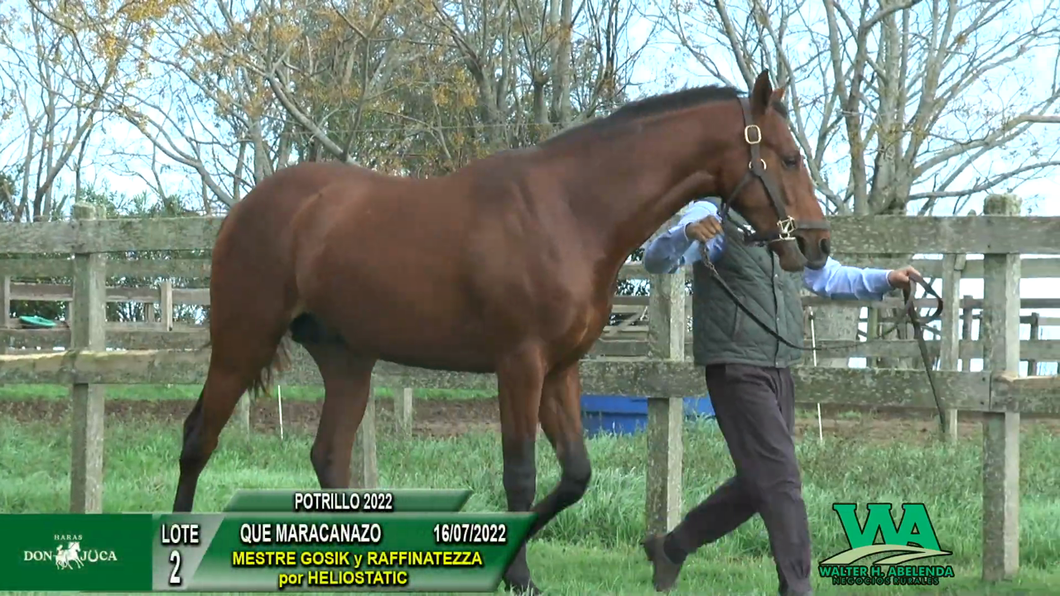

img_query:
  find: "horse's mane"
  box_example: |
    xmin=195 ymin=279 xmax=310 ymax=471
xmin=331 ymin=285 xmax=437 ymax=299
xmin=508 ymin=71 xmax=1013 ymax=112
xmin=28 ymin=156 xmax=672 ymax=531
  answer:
xmin=543 ymin=83 xmax=788 ymax=146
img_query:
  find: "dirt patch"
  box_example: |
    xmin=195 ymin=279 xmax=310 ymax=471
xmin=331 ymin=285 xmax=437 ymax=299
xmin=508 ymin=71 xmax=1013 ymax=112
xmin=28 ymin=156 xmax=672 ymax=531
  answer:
xmin=1 ymin=396 xmax=1056 ymax=442
xmin=793 ymin=404 xmax=1060 ymax=444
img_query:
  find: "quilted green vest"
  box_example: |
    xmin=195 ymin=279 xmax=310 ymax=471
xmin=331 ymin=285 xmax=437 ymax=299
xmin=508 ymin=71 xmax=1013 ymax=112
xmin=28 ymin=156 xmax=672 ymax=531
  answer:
xmin=691 ymin=207 xmax=806 ymax=368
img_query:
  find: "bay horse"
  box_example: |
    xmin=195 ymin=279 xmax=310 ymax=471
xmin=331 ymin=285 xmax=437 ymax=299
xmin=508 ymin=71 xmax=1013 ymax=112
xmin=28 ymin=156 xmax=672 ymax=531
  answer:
xmin=172 ymin=70 xmax=831 ymax=593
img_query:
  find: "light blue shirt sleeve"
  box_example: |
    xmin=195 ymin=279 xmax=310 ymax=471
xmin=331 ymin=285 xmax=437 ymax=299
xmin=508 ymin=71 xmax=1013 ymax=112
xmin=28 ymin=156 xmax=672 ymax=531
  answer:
xmin=641 ymin=200 xmax=895 ymax=301
xmin=802 ymin=258 xmax=894 ymax=301
xmin=642 ymin=201 xmax=725 ymax=274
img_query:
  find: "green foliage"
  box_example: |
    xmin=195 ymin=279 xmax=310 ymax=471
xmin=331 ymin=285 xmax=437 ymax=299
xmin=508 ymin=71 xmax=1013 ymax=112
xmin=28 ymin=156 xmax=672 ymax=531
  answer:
xmin=0 ymin=169 xmax=16 ymax=222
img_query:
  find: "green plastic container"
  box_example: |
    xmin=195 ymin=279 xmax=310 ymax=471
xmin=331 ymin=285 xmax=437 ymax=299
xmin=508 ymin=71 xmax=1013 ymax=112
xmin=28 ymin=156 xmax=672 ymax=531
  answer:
xmin=18 ymin=315 xmax=57 ymax=329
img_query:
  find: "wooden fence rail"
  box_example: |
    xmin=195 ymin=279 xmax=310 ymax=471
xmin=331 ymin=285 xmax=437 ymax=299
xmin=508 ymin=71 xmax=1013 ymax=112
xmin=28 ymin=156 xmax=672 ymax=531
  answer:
xmin=8 ymin=254 xmax=1060 ymax=279
xmin=4 ymin=315 xmax=1059 ymax=360
xmin=1 ymin=195 xmax=1060 ymax=583
xmin=7 ymin=281 xmax=1060 ymax=318
xmin=4 ymin=276 xmax=1060 ymax=362
xmin=2 ymin=211 xmax=1059 ymax=254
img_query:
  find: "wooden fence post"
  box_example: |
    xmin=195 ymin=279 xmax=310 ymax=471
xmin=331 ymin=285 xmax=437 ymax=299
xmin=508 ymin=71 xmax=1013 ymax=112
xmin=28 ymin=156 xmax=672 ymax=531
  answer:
xmin=645 ymin=271 xmax=685 ymax=535
xmin=233 ymin=393 xmax=252 ymax=435
xmin=961 ymin=295 xmax=975 ymax=373
xmin=939 ymin=254 xmax=965 ymax=441
xmin=865 ymin=308 xmax=880 ymax=369
xmin=0 ymin=275 xmax=10 ymax=355
xmin=394 ymin=387 xmax=414 ymax=436
xmin=70 ymin=203 xmax=107 ymax=513
xmin=1026 ymin=313 xmax=1040 ymax=376
xmin=159 ymin=280 xmax=173 ymax=331
xmin=980 ymin=193 xmax=1021 ymax=581
xmin=1 ymin=275 xmax=9 ymax=325
xmin=351 ymin=386 xmax=379 ymax=488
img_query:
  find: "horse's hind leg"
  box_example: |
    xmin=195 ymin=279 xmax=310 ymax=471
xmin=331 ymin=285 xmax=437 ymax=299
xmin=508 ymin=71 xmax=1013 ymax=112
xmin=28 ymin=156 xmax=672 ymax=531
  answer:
xmin=292 ymin=315 xmax=376 ymax=488
xmin=173 ymin=334 xmax=283 ymax=512
xmin=496 ymin=349 xmax=547 ymax=596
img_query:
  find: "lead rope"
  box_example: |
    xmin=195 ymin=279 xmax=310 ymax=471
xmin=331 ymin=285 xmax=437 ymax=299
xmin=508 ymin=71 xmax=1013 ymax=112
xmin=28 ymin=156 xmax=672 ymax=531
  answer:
xmin=905 ymin=275 xmax=948 ymax=437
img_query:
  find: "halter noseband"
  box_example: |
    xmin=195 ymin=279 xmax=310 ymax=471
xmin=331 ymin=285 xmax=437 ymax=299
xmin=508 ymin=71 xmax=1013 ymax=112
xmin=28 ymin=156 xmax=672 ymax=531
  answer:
xmin=716 ymin=100 xmax=830 ymax=246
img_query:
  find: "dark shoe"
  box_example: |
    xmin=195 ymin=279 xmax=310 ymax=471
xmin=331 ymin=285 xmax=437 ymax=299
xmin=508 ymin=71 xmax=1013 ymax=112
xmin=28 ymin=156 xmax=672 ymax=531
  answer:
xmin=642 ymin=534 xmax=684 ymax=592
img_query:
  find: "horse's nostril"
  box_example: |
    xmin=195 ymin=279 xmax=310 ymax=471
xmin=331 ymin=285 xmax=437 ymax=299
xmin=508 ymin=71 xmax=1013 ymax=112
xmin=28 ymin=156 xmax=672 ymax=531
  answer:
xmin=819 ymin=238 xmax=831 ymax=255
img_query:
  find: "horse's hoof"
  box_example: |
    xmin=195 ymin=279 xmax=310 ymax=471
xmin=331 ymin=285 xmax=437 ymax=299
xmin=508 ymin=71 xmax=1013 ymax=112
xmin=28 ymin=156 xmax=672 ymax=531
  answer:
xmin=502 ymin=576 xmax=541 ymax=595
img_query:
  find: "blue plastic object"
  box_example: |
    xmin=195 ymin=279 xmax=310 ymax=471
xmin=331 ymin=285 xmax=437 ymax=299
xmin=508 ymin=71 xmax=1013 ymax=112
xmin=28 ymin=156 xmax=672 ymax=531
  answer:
xmin=580 ymin=394 xmax=715 ymax=437
xmin=18 ymin=315 xmax=57 ymax=328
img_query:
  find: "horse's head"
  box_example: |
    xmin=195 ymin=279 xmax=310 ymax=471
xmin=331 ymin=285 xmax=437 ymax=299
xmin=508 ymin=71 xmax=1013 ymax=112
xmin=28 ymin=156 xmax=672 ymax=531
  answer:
xmin=713 ymin=70 xmax=830 ymax=272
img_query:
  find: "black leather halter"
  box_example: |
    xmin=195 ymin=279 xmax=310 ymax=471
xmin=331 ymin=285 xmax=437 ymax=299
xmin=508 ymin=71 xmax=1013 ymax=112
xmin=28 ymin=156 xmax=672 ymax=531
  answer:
xmin=715 ymin=99 xmax=831 ymax=246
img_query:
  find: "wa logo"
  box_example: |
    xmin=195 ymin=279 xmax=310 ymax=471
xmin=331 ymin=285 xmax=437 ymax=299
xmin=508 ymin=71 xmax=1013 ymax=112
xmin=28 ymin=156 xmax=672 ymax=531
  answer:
xmin=818 ymin=503 xmax=955 ymax=588
xmin=22 ymin=534 xmax=118 ymax=570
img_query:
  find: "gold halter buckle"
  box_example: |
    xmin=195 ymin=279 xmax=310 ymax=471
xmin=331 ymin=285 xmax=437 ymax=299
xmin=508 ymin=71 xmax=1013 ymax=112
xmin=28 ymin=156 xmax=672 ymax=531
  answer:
xmin=744 ymin=125 xmax=762 ymax=145
xmin=777 ymin=217 xmax=797 ymax=239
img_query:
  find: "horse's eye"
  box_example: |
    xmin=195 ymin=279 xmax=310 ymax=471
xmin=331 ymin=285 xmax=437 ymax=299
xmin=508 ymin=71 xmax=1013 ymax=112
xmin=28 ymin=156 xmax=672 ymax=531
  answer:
xmin=782 ymin=155 xmax=800 ymax=170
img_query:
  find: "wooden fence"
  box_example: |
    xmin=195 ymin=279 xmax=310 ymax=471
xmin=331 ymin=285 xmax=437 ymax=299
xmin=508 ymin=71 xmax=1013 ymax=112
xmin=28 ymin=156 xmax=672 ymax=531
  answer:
xmin=5 ymin=264 xmax=1060 ymax=360
xmin=2 ymin=195 xmax=1060 ymax=583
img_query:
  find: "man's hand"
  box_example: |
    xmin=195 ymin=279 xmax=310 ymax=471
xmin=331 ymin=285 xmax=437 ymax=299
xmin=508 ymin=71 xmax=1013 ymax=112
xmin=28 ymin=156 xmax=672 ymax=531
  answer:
xmin=684 ymin=216 xmax=723 ymax=243
xmin=887 ymin=266 xmax=922 ymax=292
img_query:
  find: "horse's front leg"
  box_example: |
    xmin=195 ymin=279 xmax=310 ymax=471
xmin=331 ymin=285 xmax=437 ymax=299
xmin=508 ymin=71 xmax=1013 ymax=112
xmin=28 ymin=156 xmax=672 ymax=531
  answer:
xmin=495 ymin=347 xmax=547 ymax=595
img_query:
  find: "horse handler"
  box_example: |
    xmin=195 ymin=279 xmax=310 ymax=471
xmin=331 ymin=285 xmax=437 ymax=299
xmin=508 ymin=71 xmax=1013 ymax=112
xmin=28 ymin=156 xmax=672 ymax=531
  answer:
xmin=639 ymin=199 xmax=919 ymax=596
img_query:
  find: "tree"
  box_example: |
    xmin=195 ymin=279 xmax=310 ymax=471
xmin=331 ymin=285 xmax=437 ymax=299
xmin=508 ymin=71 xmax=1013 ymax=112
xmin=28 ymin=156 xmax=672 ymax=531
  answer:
xmin=650 ymin=0 xmax=1060 ymax=364
xmin=233 ymin=0 xmax=649 ymax=174
xmin=102 ymin=0 xmax=272 ymax=210
xmin=652 ymin=0 xmax=1060 ymax=216
xmin=0 ymin=0 xmax=192 ymax=221
xmin=5 ymin=0 xmax=653 ymax=211
xmin=0 ymin=2 xmax=109 ymax=221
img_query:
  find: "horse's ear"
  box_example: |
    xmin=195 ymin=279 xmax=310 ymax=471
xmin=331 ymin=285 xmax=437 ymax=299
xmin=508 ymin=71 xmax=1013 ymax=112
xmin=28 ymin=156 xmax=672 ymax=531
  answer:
xmin=771 ymin=86 xmax=786 ymax=104
xmin=751 ymin=70 xmax=773 ymax=117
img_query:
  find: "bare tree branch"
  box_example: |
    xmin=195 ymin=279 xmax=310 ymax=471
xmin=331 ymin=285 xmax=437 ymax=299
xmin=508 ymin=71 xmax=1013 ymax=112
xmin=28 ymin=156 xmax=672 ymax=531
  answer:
xmin=649 ymin=0 xmax=1060 ymax=216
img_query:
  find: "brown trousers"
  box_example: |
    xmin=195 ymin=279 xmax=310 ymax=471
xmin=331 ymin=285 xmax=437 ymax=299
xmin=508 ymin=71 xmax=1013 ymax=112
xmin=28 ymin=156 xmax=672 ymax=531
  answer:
xmin=669 ymin=363 xmax=812 ymax=595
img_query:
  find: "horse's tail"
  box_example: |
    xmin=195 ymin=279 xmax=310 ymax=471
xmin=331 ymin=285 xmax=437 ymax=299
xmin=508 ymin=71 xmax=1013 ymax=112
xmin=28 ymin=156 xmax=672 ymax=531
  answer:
xmin=198 ymin=330 xmax=292 ymax=400
xmin=248 ymin=335 xmax=292 ymax=398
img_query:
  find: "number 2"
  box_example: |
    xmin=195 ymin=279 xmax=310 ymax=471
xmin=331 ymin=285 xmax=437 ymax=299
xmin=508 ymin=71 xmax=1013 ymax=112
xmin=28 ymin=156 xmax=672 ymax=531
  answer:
xmin=169 ymin=550 xmax=182 ymax=586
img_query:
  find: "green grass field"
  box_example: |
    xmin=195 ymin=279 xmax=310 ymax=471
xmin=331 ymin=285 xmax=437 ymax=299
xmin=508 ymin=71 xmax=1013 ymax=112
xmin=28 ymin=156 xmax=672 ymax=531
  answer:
xmin=2 ymin=385 xmax=1059 ymax=595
